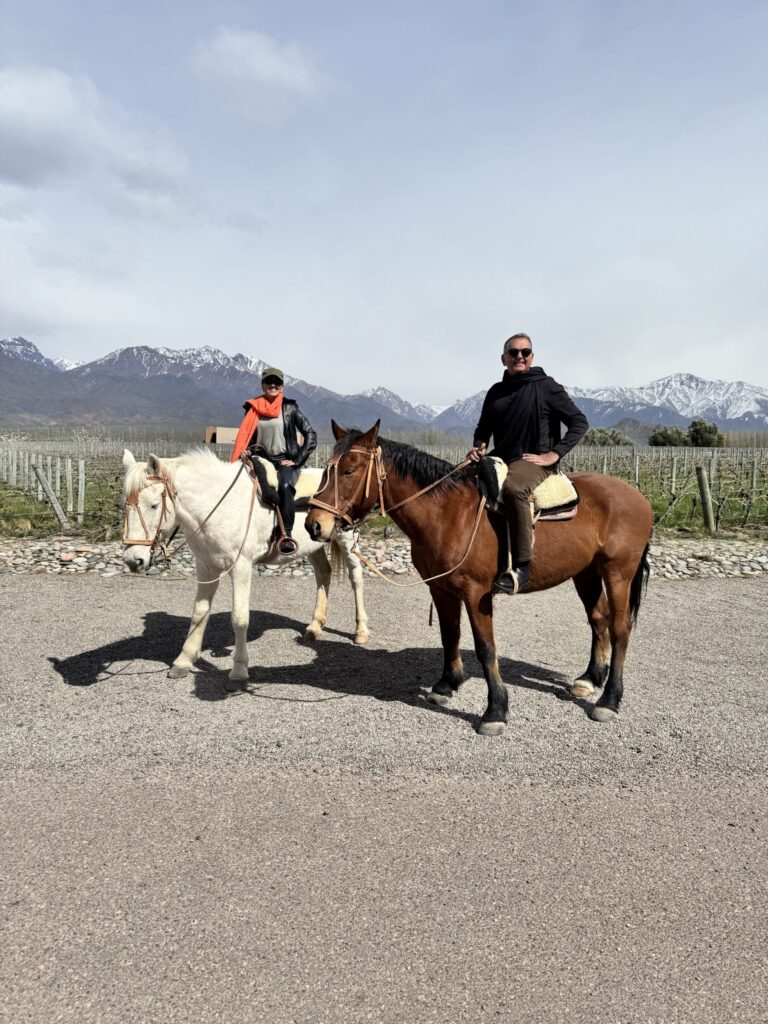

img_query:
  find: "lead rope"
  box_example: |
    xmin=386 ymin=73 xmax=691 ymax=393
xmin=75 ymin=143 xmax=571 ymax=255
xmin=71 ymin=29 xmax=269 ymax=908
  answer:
xmin=352 ymin=493 xmax=487 ymax=589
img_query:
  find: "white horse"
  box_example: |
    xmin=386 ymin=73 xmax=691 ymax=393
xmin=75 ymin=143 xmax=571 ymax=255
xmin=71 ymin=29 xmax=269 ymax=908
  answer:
xmin=121 ymin=448 xmax=369 ymax=682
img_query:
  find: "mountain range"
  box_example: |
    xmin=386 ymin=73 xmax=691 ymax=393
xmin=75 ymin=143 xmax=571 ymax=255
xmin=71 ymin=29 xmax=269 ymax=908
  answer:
xmin=1 ymin=336 xmax=767 ymax=438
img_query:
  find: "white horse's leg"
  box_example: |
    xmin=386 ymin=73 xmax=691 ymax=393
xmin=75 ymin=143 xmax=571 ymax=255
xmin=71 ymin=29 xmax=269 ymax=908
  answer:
xmin=334 ymin=534 xmax=369 ymax=645
xmin=229 ymin=560 xmax=253 ymax=681
xmin=169 ymin=567 xmax=219 ymax=678
xmin=304 ymin=547 xmax=331 ymax=641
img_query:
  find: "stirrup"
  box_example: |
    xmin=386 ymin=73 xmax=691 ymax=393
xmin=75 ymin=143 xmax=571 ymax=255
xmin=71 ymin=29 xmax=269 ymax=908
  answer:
xmin=494 ymin=565 xmax=529 ymax=595
xmin=278 ymin=536 xmax=299 ymax=555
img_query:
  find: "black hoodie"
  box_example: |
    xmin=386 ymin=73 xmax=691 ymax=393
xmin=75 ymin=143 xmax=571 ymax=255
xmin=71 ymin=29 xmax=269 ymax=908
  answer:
xmin=472 ymin=367 xmax=588 ymax=463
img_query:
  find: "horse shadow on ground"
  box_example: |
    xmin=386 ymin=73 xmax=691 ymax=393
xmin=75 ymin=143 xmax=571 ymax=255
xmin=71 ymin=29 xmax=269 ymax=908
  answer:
xmin=48 ymin=609 xmax=588 ymax=726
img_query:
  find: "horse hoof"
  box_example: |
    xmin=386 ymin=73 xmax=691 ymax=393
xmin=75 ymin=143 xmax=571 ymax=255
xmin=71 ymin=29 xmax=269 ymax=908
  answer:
xmin=427 ymin=690 xmax=452 ymax=707
xmin=228 ymin=668 xmax=249 ymax=682
xmin=591 ymin=706 xmax=618 ymax=723
xmin=477 ymin=720 xmax=505 ymax=736
xmin=570 ymin=679 xmax=595 ymax=699
xmin=303 ymin=627 xmax=320 ymax=642
xmin=168 ymin=664 xmax=189 ymax=679
xmin=353 ymin=632 xmax=369 ymax=645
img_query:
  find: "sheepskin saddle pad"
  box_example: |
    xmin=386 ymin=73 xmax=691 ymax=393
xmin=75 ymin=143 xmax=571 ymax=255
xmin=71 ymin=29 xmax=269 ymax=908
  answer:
xmin=478 ymin=456 xmax=579 ymax=521
xmin=252 ymin=458 xmax=323 ymax=511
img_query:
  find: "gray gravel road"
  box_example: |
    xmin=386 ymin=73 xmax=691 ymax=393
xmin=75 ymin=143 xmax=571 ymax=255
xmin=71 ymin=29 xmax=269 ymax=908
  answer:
xmin=1 ymin=572 xmax=766 ymax=1023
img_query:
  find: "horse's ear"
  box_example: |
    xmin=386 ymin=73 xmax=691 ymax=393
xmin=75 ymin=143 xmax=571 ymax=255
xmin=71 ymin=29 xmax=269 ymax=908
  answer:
xmin=147 ymin=453 xmax=163 ymax=477
xmin=122 ymin=449 xmax=136 ymax=469
xmin=331 ymin=420 xmax=348 ymax=441
xmin=359 ymin=420 xmax=381 ymax=447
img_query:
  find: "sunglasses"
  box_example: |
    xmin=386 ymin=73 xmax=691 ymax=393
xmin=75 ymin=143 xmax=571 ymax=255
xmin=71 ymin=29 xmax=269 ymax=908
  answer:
xmin=262 ymin=378 xmax=283 ymax=386
xmin=504 ymin=348 xmax=532 ymax=359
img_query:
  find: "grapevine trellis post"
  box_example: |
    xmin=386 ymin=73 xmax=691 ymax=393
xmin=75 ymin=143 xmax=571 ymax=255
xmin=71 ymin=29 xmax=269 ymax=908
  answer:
xmin=696 ymin=465 xmax=716 ymax=534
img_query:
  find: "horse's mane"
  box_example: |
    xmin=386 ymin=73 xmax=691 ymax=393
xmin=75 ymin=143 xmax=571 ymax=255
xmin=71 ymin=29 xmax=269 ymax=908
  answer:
xmin=122 ymin=447 xmax=228 ymax=499
xmin=338 ymin=432 xmax=477 ymax=496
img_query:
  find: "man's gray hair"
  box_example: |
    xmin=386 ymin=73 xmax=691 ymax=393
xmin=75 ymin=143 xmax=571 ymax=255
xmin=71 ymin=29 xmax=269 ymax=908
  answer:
xmin=504 ymin=332 xmax=532 ymax=347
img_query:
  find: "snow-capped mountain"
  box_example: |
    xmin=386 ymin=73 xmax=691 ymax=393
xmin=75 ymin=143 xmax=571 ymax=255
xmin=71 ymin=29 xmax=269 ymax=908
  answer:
xmin=361 ymin=387 xmax=434 ymax=422
xmin=570 ymin=373 xmax=768 ymax=424
xmin=0 ymin=336 xmax=61 ymax=371
xmin=433 ymin=391 xmax=488 ymax=430
xmin=52 ymin=357 xmax=84 ymax=371
xmin=1 ymin=338 xmax=767 ymax=433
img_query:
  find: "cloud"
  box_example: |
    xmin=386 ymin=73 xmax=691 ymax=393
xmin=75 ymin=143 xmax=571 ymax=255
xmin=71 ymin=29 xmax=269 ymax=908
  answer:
xmin=192 ymin=26 xmax=323 ymax=120
xmin=0 ymin=66 xmax=186 ymax=209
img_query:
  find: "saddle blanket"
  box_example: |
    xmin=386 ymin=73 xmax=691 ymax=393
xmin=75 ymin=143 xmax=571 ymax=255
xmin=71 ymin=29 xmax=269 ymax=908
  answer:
xmin=255 ymin=457 xmax=323 ymax=500
xmin=484 ymin=456 xmax=579 ymax=519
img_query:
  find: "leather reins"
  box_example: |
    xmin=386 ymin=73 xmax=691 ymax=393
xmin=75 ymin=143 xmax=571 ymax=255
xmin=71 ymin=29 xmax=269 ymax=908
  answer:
xmin=308 ymin=445 xmax=485 ymax=587
xmin=122 ymin=461 xmax=261 ymax=583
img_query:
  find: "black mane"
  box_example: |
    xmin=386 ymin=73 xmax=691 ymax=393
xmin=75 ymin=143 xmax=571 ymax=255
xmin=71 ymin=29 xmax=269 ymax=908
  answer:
xmin=337 ymin=432 xmax=477 ymax=495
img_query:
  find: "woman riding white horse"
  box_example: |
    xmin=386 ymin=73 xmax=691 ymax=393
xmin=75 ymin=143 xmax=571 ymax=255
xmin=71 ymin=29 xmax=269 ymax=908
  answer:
xmin=122 ymin=447 xmax=369 ymax=683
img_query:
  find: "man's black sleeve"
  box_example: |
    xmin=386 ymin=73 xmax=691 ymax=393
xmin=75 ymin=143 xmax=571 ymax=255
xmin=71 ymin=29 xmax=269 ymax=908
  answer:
xmin=472 ymin=390 xmax=493 ymax=449
xmin=549 ymin=383 xmax=589 ymax=460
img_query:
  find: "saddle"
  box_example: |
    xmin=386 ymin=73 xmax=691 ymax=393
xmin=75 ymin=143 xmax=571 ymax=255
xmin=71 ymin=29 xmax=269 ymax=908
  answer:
xmin=245 ymin=454 xmax=314 ymax=557
xmin=476 ymin=456 xmax=579 ymax=522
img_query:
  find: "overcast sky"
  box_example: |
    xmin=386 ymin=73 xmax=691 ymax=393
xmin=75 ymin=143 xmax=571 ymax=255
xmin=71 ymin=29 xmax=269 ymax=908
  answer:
xmin=1 ymin=0 xmax=766 ymax=405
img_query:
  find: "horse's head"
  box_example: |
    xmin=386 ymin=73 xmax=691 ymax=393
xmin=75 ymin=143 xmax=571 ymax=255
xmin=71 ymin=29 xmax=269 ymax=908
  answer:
xmin=306 ymin=420 xmax=381 ymax=542
xmin=121 ymin=449 xmax=178 ymax=572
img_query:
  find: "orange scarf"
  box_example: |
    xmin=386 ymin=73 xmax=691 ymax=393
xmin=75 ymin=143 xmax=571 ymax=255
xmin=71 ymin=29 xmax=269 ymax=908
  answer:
xmin=230 ymin=392 xmax=284 ymax=462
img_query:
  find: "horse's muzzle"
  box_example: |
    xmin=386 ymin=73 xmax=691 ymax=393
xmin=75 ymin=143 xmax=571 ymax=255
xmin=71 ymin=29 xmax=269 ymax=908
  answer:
xmin=305 ymin=509 xmax=333 ymax=542
xmin=122 ymin=547 xmax=150 ymax=573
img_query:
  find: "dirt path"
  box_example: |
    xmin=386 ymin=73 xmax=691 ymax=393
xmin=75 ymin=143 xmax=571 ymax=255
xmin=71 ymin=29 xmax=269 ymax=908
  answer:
xmin=1 ymin=573 xmax=766 ymax=1023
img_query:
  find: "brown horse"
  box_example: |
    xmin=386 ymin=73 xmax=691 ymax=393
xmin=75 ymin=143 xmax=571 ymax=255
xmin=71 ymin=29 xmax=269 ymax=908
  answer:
xmin=306 ymin=421 xmax=654 ymax=736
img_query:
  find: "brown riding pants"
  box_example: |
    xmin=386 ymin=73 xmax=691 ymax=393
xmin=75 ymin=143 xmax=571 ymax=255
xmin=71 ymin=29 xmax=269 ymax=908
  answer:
xmin=501 ymin=459 xmax=554 ymax=564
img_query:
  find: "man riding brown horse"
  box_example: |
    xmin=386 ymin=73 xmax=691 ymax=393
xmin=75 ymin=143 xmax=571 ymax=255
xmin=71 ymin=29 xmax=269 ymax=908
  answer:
xmin=468 ymin=333 xmax=588 ymax=593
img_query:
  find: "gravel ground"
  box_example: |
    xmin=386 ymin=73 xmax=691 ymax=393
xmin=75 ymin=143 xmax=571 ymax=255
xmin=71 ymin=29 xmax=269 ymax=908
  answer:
xmin=1 ymin=570 xmax=766 ymax=1023
xmin=1 ymin=532 xmax=767 ymax=581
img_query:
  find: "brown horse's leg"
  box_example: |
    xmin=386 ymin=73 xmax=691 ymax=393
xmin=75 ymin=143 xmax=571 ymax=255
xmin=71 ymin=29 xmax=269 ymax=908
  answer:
xmin=571 ymin=569 xmax=611 ymax=699
xmin=592 ymin=570 xmax=632 ymax=722
xmin=463 ymin=586 xmax=508 ymax=736
xmin=426 ymin=587 xmax=464 ymax=707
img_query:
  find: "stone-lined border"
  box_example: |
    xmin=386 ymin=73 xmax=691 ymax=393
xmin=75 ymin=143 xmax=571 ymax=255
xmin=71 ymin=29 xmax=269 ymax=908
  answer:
xmin=1 ymin=536 xmax=766 ymax=581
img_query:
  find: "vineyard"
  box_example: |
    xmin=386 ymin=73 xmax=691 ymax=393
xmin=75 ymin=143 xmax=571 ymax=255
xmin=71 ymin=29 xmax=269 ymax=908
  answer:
xmin=1 ymin=432 xmax=767 ymax=539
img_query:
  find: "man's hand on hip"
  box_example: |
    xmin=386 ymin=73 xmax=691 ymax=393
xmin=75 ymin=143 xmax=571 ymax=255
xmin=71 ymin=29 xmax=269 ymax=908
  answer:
xmin=522 ymin=451 xmax=559 ymax=467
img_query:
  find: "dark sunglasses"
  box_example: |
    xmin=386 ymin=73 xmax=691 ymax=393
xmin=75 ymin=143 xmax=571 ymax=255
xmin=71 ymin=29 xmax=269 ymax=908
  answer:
xmin=504 ymin=348 xmax=532 ymax=359
xmin=262 ymin=377 xmax=283 ymax=386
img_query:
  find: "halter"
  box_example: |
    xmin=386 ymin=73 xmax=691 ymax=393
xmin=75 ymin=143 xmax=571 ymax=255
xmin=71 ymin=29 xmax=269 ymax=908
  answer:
xmin=309 ymin=442 xmax=485 ymax=587
xmin=122 ymin=474 xmax=177 ymax=561
xmin=308 ymin=443 xmax=472 ymax=529
xmin=308 ymin=444 xmax=386 ymax=527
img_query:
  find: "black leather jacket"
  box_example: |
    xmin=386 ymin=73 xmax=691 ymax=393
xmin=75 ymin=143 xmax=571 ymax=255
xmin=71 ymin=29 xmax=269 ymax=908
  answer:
xmin=247 ymin=397 xmax=317 ymax=468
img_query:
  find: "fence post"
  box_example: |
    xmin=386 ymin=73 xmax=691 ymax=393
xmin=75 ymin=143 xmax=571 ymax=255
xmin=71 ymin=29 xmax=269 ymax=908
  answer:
xmin=77 ymin=460 xmax=85 ymax=525
xmin=696 ymin=465 xmax=716 ymax=534
xmin=65 ymin=458 xmax=73 ymax=516
xmin=55 ymin=456 xmax=61 ymax=499
xmin=33 ymin=465 xmax=69 ymax=529
xmin=670 ymin=456 xmax=677 ymax=496
xmin=633 ymin=453 xmax=640 ymax=488
xmin=751 ymin=460 xmax=758 ymax=500
xmin=10 ymin=450 xmax=17 ymax=487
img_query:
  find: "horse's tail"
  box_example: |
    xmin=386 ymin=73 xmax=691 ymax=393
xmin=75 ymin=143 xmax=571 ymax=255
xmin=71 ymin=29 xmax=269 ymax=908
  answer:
xmin=629 ymin=542 xmax=651 ymax=625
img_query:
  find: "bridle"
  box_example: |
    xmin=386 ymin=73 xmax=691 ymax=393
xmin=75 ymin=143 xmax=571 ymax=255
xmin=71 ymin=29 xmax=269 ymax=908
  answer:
xmin=308 ymin=444 xmax=387 ymax=528
xmin=122 ymin=474 xmax=177 ymax=563
xmin=308 ymin=442 xmax=472 ymax=528
xmin=308 ymin=441 xmax=485 ymax=588
xmin=121 ymin=459 xmax=263 ymax=583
